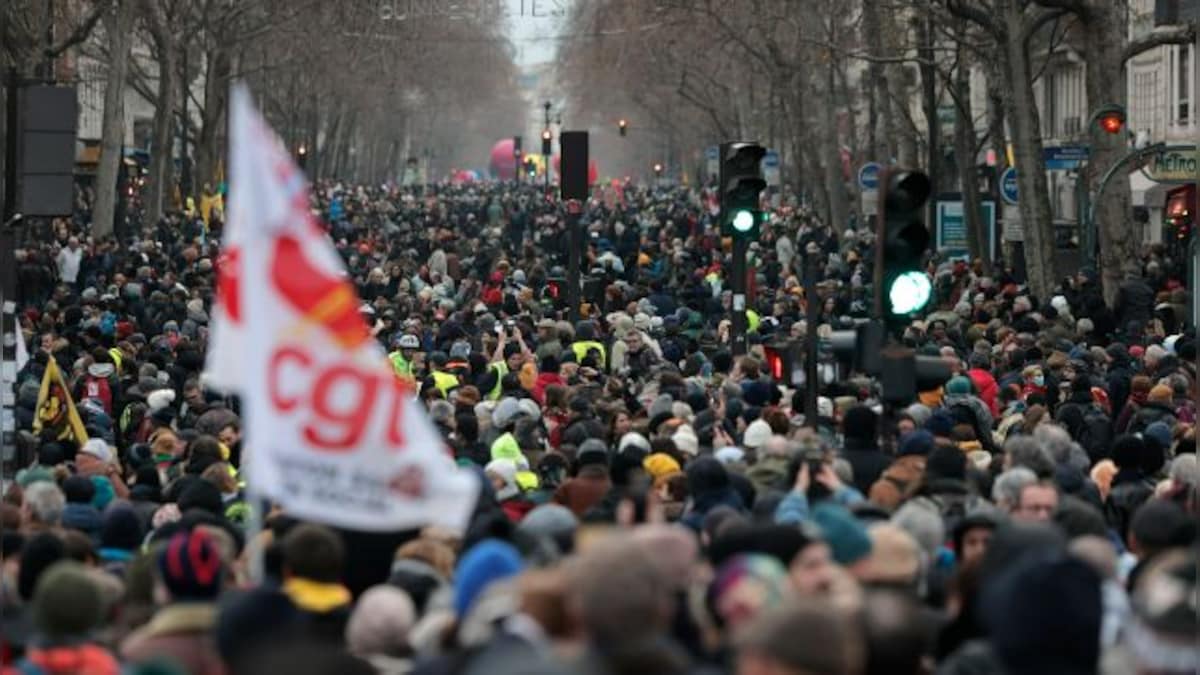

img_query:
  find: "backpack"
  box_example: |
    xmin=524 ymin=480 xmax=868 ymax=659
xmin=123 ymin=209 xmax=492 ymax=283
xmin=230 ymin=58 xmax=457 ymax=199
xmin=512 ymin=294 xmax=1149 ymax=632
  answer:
xmin=1076 ymin=405 xmax=1113 ymax=463
xmin=83 ymin=375 xmax=113 ymax=415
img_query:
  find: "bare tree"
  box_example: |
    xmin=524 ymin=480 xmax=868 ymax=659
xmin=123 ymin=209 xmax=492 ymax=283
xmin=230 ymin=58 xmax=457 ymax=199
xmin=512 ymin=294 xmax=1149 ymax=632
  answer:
xmin=92 ymin=0 xmax=136 ymax=238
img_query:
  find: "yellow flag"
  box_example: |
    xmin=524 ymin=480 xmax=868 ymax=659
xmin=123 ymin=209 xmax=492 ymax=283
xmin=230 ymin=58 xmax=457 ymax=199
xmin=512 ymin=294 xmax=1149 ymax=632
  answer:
xmin=33 ymin=356 xmax=89 ymax=444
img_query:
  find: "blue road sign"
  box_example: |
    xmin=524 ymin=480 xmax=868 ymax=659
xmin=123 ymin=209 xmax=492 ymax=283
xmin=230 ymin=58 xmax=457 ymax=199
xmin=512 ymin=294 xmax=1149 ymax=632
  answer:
xmin=858 ymin=162 xmax=881 ymax=190
xmin=1043 ymin=145 xmax=1089 ymax=170
xmin=1000 ymin=167 xmax=1018 ymax=204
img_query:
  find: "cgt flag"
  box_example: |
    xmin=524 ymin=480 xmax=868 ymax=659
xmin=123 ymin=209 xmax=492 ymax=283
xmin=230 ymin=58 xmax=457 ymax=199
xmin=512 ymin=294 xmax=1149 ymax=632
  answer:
xmin=33 ymin=356 xmax=88 ymax=444
xmin=226 ymin=85 xmax=479 ymax=533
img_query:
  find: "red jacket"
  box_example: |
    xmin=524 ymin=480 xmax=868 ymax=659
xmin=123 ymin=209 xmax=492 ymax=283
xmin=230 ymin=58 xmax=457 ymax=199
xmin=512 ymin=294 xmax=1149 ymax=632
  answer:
xmin=967 ymin=368 xmax=999 ymax=417
xmin=532 ymin=372 xmax=564 ymax=404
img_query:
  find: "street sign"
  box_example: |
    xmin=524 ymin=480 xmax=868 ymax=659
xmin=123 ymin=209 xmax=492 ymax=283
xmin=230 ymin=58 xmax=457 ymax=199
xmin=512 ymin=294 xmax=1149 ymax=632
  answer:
xmin=1002 ymin=204 xmax=1023 ymax=242
xmin=762 ymin=150 xmax=781 ymax=187
xmin=1043 ymin=145 xmax=1090 ymax=170
xmin=705 ymin=146 xmax=719 ymax=181
xmin=862 ymin=189 xmax=879 ymax=216
xmin=1144 ymin=146 xmax=1198 ymax=184
xmin=935 ymin=197 xmax=996 ymax=260
xmin=858 ymin=162 xmax=882 ymax=190
xmin=1000 ymin=166 xmax=1019 ymax=204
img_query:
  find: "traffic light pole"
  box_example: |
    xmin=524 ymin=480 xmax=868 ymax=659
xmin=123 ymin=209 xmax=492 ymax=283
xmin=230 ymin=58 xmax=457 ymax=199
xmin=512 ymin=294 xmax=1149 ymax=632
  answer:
xmin=872 ymin=168 xmax=889 ymax=321
xmin=803 ymin=251 xmax=819 ymax=429
xmin=730 ymin=236 xmax=748 ymax=356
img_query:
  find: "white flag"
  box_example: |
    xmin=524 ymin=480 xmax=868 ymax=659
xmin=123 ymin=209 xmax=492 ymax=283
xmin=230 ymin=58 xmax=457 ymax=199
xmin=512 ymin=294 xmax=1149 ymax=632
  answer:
xmin=14 ymin=322 xmax=28 ymax=373
xmin=228 ymin=85 xmax=479 ymax=533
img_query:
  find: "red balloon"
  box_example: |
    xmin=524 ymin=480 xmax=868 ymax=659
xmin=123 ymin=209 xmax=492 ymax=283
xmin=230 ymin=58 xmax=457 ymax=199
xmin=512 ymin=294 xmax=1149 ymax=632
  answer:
xmin=489 ymin=139 xmax=518 ymax=180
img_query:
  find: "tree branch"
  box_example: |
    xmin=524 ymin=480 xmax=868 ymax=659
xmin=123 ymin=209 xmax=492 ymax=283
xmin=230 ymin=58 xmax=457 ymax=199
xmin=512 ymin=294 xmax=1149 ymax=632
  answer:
xmin=1021 ymin=8 xmax=1069 ymax=44
xmin=44 ymin=0 xmax=108 ymax=59
xmin=1029 ymin=0 xmax=1086 ymax=16
xmin=944 ymin=0 xmax=1004 ymax=40
xmin=1123 ymin=24 xmax=1197 ymax=63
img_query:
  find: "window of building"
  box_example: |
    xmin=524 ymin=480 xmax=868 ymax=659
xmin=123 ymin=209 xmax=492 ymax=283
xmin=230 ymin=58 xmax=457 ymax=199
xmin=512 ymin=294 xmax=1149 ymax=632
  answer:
xmin=1176 ymin=44 xmax=1191 ymax=124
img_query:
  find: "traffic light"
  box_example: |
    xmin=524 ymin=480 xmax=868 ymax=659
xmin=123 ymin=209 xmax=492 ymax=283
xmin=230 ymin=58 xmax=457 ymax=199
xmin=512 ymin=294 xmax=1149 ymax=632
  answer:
xmin=1093 ymin=104 xmax=1126 ymax=135
xmin=719 ymin=142 xmax=766 ymax=239
xmin=524 ymin=158 xmax=536 ymax=177
xmin=653 ymin=162 xmax=663 ymax=177
xmin=512 ymin=135 xmax=522 ymax=158
xmin=879 ymin=346 xmax=953 ymax=405
xmin=618 ymin=119 xmax=627 ymax=137
xmin=541 ymin=129 xmax=552 ymax=156
xmin=881 ymin=170 xmax=932 ymax=330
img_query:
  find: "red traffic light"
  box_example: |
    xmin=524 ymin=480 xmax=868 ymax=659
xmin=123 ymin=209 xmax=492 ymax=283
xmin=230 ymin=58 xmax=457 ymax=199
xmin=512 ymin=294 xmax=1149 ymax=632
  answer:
xmin=1098 ymin=113 xmax=1124 ymax=134
xmin=618 ymin=119 xmax=627 ymax=137
xmin=653 ymin=162 xmax=663 ymax=174
xmin=541 ymin=129 xmax=552 ymax=141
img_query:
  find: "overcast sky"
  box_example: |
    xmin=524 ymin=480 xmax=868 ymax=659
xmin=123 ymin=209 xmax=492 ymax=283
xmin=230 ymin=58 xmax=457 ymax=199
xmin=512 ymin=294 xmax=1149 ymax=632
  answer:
xmin=505 ymin=0 xmax=569 ymax=67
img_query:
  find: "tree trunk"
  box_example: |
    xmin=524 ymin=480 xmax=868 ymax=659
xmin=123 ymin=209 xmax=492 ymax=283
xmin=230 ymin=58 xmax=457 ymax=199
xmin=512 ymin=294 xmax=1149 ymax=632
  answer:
xmin=998 ymin=0 xmax=1057 ymax=301
xmin=194 ymin=46 xmax=230 ymax=200
xmin=92 ymin=0 xmax=135 ymax=239
xmin=143 ymin=0 xmax=177 ymax=226
xmin=889 ymin=62 xmax=918 ymax=167
xmin=954 ymin=39 xmax=989 ymax=272
xmin=1080 ymin=1 xmax=1137 ymax=304
xmin=821 ymin=62 xmax=848 ymax=230
xmin=861 ymin=0 xmax=888 ymax=161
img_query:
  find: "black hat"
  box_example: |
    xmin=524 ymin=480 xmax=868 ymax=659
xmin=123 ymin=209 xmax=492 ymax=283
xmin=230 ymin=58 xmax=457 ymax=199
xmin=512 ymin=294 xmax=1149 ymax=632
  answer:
xmin=842 ymin=406 xmax=878 ymax=443
xmin=982 ymin=553 xmax=1102 ymax=675
xmin=62 ymin=475 xmax=96 ymax=504
xmin=925 ymin=444 xmax=967 ymax=482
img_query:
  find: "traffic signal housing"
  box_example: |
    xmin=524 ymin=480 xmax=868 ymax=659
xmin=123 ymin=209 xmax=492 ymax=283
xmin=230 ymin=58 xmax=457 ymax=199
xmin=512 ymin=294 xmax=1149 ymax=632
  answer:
xmin=719 ymin=142 xmax=766 ymax=239
xmin=881 ymin=170 xmax=932 ymax=331
xmin=618 ymin=119 xmax=627 ymax=137
xmin=541 ymin=129 xmax=552 ymax=156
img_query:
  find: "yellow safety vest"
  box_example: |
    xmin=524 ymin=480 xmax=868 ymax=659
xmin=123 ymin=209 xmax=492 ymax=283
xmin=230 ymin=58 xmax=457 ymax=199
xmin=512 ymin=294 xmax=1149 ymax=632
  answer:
xmin=571 ymin=340 xmax=607 ymax=368
xmin=388 ymin=351 xmax=414 ymax=380
xmin=487 ymin=362 xmax=508 ymax=401
xmin=431 ymin=370 xmax=459 ymax=396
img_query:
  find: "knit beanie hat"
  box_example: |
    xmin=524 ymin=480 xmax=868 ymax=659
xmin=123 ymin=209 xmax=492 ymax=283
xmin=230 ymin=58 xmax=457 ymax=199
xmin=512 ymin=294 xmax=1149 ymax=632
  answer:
xmin=945 ymin=376 xmax=973 ymax=395
xmin=812 ymin=504 xmax=872 ymax=565
xmin=1147 ymin=384 xmax=1173 ymax=403
xmin=100 ymin=504 xmax=144 ymax=551
xmin=32 ymin=561 xmax=105 ymax=639
xmin=643 ymin=453 xmax=681 ymax=481
xmin=707 ymin=554 xmax=789 ymax=628
xmin=898 ymin=430 xmax=935 ymax=457
xmin=158 ymin=528 xmax=223 ymax=600
xmin=742 ymin=419 xmax=774 ymax=449
xmin=453 ymin=539 xmax=523 ymax=617
xmin=345 ymin=585 xmax=416 ymax=657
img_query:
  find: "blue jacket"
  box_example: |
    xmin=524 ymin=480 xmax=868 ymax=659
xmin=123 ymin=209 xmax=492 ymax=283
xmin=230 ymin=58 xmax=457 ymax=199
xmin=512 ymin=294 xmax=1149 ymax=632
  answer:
xmin=774 ymin=486 xmax=864 ymax=525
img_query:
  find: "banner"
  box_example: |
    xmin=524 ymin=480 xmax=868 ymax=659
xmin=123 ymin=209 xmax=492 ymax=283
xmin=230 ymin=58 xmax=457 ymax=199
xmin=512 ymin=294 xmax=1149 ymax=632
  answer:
xmin=33 ymin=356 xmax=88 ymax=444
xmin=225 ymin=85 xmax=478 ymax=532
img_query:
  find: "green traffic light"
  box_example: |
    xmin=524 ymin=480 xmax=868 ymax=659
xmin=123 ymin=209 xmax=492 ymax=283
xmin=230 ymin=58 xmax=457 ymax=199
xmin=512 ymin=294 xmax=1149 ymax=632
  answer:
xmin=732 ymin=209 xmax=755 ymax=233
xmin=888 ymin=271 xmax=931 ymax=315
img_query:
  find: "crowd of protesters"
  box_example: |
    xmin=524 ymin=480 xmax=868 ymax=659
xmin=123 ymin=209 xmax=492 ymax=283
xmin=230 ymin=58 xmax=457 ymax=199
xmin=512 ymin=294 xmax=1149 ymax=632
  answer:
xmin=1 ymin=177 xmax=1197 ymax=675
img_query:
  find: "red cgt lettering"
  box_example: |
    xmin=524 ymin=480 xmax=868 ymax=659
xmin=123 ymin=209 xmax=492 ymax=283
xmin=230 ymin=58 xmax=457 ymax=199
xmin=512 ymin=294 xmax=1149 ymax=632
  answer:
xmin=268 ymin=345 xmax=410 ymax=453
